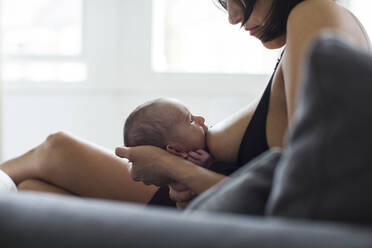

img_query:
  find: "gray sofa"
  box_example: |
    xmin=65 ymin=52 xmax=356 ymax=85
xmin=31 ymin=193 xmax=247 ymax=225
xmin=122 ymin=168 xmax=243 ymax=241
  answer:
xmin=1 ymin=192 xmax=372 ymax=248
xmin=1 ymin=34 xmax=372 ymax=247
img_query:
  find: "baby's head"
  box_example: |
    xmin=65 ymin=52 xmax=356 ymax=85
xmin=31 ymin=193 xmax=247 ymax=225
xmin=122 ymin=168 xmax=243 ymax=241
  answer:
xmin=124 ymin=98 xmax=208 ymax=157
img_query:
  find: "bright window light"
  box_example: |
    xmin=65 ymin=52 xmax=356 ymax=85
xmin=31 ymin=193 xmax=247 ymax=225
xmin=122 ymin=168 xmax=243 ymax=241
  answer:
xmin=348 ymin=1 xmax=372 ymax=39
xmin=152 ymin=0 xmax=281 ymax=74
xmin=3 ymin=62 xmax=87 ymax=83
xmin=1 ymin=0 xmax=86 ymax=83
xmin=2 ymin=0 xmax=83 ymax=56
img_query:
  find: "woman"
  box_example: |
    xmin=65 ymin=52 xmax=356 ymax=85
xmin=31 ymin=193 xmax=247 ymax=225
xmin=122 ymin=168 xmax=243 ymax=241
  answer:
xmin=1 ymin=0 xmax=370 ymax=209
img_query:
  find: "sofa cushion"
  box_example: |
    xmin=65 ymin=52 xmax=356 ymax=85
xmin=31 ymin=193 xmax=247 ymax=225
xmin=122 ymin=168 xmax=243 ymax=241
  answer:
xmin=2 ymin=192 xmax=372 ymax=248
xmin=266 ymin=34 xmax=372 ymax=224
xmin=185 ymin=149 xmax=281 ymax=215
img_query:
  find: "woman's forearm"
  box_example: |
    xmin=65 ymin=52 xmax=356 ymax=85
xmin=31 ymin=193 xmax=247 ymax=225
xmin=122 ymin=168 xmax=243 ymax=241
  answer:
xmin=166 ymin=158 xmax=227 ymax=194
xmin=115 ymin=145 xmax=227 ymax=195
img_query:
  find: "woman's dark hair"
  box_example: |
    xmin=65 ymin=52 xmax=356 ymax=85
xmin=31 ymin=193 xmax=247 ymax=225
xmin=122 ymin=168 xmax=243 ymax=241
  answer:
xmin=214 ymin=0 xmax=306 ymax=42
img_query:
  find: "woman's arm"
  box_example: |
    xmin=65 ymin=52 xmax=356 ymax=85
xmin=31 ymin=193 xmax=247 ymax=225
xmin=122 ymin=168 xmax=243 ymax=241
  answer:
xmin=283 ymin=0 xmax=370 ymax=126
xmin=167 ymin=156 xmax=227 ymax=194
xmin=115 ymin=146 xmax=227 ymax=195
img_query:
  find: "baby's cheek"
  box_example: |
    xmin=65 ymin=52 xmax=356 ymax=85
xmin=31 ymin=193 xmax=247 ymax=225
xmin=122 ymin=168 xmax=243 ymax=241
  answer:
xmin=201 ymin=134 xmax=207 ymax=149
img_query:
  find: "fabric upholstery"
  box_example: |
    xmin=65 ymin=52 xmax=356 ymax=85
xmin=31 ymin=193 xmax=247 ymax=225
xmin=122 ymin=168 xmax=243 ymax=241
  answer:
xmin=266 ymin=34 xmax=372 ymax=224
xmin=1 ymin=192 xmax=372 ymax=248
xmin=186 ymin=149 xmax=281 ymax=215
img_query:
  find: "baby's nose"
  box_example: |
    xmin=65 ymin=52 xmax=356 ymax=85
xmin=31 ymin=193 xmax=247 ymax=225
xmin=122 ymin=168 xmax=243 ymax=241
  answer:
xmin=195 ymin=116 xmax=205 ymax=125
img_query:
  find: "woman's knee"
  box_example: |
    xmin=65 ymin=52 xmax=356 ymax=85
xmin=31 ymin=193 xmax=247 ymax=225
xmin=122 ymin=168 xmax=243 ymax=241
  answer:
xmin=45 ymin=131 xmax=72 ymax=148
xmin=37 ymin=131 xmax=77 ymax=168
xmin=43 ymin=131 xmax=80 ymax=155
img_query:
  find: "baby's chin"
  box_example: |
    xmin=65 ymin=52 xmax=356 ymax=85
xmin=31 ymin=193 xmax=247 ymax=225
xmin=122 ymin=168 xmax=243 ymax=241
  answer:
xmin=203 ymin=130 xmax=209 ymax=149
xmin=204 ymin=131 xmax=210 ymax=148
xmin=203 ymin=125 xmax=209 ymax=133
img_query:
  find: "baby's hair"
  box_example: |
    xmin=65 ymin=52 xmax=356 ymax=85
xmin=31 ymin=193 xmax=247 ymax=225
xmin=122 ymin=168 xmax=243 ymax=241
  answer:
xmin=124 ymin=98 xmax=177 ymax=149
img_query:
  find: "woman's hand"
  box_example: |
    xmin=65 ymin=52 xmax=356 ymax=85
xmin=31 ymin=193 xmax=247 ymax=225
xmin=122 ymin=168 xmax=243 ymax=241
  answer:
xmin=169 ymin=183 xmax=197 ymax=209
xmin=115 ymin=146 xmax=178 ymax=186
xmin=116 ymin=145 xmax=227 ymax=195
xmin=187 ymin=149 xmax=214 ymax=168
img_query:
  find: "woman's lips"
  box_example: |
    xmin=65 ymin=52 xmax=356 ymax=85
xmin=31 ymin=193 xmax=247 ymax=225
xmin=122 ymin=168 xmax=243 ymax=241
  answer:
xmin=245 ymin=25 xmax=260 ymax=36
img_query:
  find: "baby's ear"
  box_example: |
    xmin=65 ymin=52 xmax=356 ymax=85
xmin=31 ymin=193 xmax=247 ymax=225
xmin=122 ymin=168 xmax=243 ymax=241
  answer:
xmin=166 ymin=144 xmax=188 ymax=159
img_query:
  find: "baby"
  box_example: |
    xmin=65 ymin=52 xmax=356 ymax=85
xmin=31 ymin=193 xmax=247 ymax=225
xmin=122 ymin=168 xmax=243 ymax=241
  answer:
xmin=123 ymin=98 xmax=214 ymax=168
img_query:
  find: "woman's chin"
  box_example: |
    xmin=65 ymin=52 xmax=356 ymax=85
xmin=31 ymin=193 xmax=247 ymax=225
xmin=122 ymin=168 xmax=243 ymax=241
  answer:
xmin=261 ymin=35 xmax=286 ymax=50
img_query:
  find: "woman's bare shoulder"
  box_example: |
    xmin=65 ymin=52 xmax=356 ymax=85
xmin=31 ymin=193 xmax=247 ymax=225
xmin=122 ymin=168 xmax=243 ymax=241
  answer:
xmin=285 ymin=0 xmax=351 ymax=57
xmin=288 ymin=0 xmax=344 ymax=32
xmin=281 ymin=0 xmax=369 ymax=123
xmin=289 ymin=0 xmax=339 ymax=18
xmin=287 ymin=0 xmax=367 ymax=44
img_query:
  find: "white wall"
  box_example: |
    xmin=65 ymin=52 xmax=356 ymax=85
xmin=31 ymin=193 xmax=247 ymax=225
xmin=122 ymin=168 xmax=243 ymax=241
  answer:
xmin=3 ymin=0 xmax=270 ymax=160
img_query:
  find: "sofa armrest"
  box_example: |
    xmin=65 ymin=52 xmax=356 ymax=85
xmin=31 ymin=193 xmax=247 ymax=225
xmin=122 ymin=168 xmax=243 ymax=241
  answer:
xmin=0 ymin=192 xmax=371 ymax=248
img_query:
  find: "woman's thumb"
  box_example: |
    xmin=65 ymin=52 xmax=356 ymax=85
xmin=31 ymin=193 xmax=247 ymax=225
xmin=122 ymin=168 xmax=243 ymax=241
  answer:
xmin=115 ymin=146 xmax=130 ymax=159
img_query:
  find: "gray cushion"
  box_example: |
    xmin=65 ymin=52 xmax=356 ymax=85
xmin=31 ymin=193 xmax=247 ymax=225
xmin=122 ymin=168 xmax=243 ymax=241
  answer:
xmin=266 ymin=34 xmax=372 ymax=224
xmin=185 ymin=149 xmax=282 ymax=215
xmin=2 ymin=192 xmax=372 ymax=248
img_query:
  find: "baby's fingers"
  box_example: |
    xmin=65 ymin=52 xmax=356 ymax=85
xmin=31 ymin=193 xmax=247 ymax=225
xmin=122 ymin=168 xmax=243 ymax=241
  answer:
xmin=188 ymin=151 xmax=203 ymax=160
xmin=195 ymin=149 xmax=209 ymax=156
xmin=187 ymin=156 xmax=201 ymax=165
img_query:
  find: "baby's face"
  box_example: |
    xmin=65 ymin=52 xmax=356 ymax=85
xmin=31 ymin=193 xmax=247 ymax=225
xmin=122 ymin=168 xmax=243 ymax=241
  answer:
xmin=166 ymin=101 xmax=208 ymax=152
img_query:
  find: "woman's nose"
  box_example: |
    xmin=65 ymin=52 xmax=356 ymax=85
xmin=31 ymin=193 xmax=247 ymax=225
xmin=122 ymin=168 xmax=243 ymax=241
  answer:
xmin=229 ymin=13 xmax=243 ymax=25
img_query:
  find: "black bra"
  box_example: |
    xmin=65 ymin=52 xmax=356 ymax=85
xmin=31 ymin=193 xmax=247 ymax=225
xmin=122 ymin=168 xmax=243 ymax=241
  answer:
xmin=237 ymin=51 xmax=284 ymax=166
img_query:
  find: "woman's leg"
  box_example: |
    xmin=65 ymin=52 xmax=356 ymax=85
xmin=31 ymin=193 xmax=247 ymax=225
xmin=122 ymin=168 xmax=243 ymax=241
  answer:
xmin=0 ymin=132 xmax=158 ymax=204
xmin=18 ymin=179 xmax=76 ymax=196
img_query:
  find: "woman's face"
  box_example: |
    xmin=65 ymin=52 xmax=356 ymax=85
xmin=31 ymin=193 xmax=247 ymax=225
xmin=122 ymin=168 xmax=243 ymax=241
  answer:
xmin=226 ymin=0 xmax=286 ymax=49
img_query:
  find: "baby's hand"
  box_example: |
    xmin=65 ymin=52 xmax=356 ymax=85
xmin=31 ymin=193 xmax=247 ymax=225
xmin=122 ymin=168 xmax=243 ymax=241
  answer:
xmin=187 ymin=149 xmax=214 ymax=168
